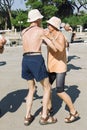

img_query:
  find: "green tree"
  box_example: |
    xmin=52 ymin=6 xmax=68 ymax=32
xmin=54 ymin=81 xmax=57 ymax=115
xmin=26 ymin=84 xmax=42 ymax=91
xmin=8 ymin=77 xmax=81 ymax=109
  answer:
xmin=25 ymin=0 xmax=75 ymax=18
xmin=23 ymin=0 xmax=87 ymax=29
xmin=11 ymin=9 xmax=28 ymax=31
xmin=62 ymin=13 xmax=87 ymax=30
xmin=0 ymin=0 xmax=14 ymax=29
xmin=25 ymin=0 xmax=58 ymax=27
xmin=57 ymin=0 xmax=75 ymax=18
xmin=71 ymin=0 xmax=87 ymax=14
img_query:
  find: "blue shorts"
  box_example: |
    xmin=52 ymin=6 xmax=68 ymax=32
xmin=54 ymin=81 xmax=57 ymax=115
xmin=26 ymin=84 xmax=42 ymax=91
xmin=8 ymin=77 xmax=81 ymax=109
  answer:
xmin=21 ymin=54 xmax=48 ymax=81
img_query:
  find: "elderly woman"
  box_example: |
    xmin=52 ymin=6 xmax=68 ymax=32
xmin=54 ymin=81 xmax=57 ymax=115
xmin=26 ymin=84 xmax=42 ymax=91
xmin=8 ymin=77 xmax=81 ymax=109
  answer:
xmin=44 ymin=16 xmax=79 ymax=123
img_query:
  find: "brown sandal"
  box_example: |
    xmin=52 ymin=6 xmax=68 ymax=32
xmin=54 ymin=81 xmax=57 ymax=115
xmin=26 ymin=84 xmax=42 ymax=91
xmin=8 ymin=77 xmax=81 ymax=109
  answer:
xmin=39 ymin=116 xmax=57 ymax=125
xmin=65 ymin=111 xmax=79 ymax=123
xmin=24 ymin=115 xmax=34 ymax=126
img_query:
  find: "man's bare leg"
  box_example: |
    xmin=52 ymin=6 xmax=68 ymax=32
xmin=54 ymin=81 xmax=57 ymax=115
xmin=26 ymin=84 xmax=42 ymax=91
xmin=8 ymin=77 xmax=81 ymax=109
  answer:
xmin=39 ymin=77 xmax=57 ymax=125
xmin=40 ymin=77 xmax=51 ymax=118
xmin=25 ymin=80 xmax=36 ymax=118
xmin=42 ymin=92 xmax=52 ymax=112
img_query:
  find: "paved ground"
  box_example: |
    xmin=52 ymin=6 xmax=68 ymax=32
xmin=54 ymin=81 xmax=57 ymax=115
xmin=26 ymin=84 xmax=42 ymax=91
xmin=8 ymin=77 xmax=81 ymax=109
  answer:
xmin=0 ymin=43 xmax=87 ymax=130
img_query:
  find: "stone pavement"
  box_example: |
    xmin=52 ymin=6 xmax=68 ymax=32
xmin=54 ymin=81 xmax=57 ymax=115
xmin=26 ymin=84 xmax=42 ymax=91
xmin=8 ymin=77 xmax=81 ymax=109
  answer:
xmin=0 ymin=43 xmax=87 ymax=130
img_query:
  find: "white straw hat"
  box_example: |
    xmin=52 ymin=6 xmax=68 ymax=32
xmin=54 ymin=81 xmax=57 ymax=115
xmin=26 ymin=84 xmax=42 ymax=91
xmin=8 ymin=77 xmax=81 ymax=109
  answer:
xmin=27 ymin=9 xmax=43 ymax=22
xmin=47 ymin=16 xmax=61 ymax=30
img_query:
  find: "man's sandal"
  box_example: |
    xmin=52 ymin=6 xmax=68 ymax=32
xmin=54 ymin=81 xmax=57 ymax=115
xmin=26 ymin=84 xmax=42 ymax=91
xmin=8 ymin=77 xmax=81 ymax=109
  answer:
xmin=24 ymin=115 xmax=34 ymax=126
xmin=39 ymin=116 xmax=57 ymax=125
xmin=65 ymin=111 xmax=79 ymax=123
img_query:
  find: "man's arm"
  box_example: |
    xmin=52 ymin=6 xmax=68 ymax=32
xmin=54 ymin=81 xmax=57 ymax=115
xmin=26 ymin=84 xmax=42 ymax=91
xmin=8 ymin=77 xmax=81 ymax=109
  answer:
xmin=42 ymin=35 xmax=57 ymax=52
xmin=44 ymin=31 xmax=65 ymax=52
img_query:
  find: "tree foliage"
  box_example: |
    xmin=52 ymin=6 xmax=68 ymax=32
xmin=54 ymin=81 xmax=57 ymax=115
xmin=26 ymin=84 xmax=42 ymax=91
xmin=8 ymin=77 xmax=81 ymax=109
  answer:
xmin=57 ymin=0 xmax=75 ymax=18
xmin=71 ymin=0 xmax=87 ymax=14
xmin=0 ymin=0 xmax=14 ymax=29
xmin=0 ymin=0 xmax=87 ymax=30
xmin=25 ymin=0 xmax=75 ymax=19
xmin=11 ymin=9 xmax=29 ymax=31
xmin=63 ymin=13 xmax=87 ymax=30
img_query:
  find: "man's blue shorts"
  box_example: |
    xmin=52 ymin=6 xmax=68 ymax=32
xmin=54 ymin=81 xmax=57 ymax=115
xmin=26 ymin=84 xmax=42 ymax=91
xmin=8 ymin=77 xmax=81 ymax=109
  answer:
xmin=21 ymin=54 xmax=48 ymax=82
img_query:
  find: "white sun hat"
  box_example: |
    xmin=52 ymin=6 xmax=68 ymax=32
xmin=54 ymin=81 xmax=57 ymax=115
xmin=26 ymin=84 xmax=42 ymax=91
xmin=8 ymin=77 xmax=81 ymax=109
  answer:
xmin=27 ymin=9 xmax=43 ymax=22
xmin=47 ymin=16 xmax=61 ymax=30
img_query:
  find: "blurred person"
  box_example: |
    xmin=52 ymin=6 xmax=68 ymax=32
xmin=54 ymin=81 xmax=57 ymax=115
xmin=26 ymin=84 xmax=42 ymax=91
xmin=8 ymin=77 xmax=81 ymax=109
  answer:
xmin=64 ymin=23 xmax=73 ymax=32
xmin=44 ymin=16 xmax=79 ymax=123
xmin=21 ymin=9 xmax=57 ymax=125
xmin=0 ymin=34 xmax=6 ymax=115
xmin=0 ymin=35 xmax=6 ymax=54
xmin=61 ymin=23 xmax=73 ymax=62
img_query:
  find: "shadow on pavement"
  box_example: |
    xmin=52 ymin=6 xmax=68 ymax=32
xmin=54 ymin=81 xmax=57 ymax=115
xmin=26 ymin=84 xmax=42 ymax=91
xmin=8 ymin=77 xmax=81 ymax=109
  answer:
xmin=51 ymin=85 xmax=80 ymax=116
xmin=34 ymin=85 xmax=80 ymax=118
xmin=67 ymin=64 xmax=82 ymax=72
xmin=0 ymin=61 xmax=6 ymax=66
xmin=67 ymin=55 xmax=82 ymax=72
xmin=0 ymin=88 xmax=42 ymax=118
xmin=68 ymin=55 xmax=80 ymax=63
xmin=0 ymin=85 xmax=80 ymax=118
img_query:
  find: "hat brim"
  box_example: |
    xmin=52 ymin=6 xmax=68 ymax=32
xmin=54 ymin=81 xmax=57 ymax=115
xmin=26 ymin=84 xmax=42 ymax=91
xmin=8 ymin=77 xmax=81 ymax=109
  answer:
xmin=27 ymin=16 xmax=43 ymax=22
xmin=47 ymin=20 xmax=60 ymax=30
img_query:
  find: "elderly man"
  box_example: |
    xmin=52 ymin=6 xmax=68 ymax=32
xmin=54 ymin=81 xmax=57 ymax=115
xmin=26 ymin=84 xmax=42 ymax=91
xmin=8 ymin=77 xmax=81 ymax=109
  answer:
xmin=21 ymin=9 xmax=57 ymax=125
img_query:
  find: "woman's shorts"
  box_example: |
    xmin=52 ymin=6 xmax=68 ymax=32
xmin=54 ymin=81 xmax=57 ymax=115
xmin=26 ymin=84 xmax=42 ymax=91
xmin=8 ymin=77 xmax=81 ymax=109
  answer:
xmin=56 ymin=72 xmax=66 ymax=93
xmin=48 ymin=72 xmax=66 ymax=93
xmin=21 ymin=54 xmax=48 ymax=82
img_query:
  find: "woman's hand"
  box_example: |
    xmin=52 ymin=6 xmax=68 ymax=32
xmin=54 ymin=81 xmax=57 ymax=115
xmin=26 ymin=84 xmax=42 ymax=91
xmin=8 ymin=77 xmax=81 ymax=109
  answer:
xmin=44 ymin=28 xmax=51 ymax=39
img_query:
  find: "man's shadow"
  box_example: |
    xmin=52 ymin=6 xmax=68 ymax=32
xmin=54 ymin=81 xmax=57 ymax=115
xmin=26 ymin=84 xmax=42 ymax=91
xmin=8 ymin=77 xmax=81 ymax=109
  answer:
xmin=51 ymin=85 xmax=80 ymax=115
xmin=0 ymin=61 xmax=6 ymax=66
xmin=0 ymin=88 xmax=42 ymax=118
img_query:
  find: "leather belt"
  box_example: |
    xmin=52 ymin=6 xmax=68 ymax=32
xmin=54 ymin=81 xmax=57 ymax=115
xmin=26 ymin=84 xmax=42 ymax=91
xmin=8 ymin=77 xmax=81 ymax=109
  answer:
xmin=23 ymin=52 xmax=41 ymax=56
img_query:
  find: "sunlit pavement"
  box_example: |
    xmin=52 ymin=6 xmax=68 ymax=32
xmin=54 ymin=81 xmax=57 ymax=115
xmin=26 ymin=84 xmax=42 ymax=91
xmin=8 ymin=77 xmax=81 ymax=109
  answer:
xmin=0 ymin=43 xmax=87 ymax=130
